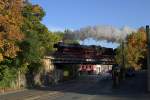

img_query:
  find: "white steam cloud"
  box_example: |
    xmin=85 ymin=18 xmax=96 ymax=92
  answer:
xmin=66 ymin=25 xmax=137 ymax=42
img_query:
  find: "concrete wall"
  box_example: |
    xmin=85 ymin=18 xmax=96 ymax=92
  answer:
xmin=42 ymin=56 xmax=55 ymax=73
xmin=42 ymin=56 xmax=63 ymax=85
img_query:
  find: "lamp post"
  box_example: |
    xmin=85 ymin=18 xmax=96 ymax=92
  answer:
xmin=146 ymin=25 xmax=150 ymax=92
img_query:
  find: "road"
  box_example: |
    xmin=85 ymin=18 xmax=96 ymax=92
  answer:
xmin=0 ymin=71 xmax=150 ymax=100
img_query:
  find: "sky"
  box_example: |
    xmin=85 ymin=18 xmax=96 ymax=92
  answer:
xmin=31 ymin=0 xmax=150 ymax=48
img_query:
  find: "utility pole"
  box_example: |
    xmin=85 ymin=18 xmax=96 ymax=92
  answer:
xmin=121 ymin=41 xmax=125 ymax=80
xmin=146 ymin=25 xmax=150 ymax=92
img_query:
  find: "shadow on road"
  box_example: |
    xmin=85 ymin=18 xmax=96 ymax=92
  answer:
xmin=29 ymin=71 xmax=149 ymax=99
xmin=0 ymin=71 xmax=149 ymax=100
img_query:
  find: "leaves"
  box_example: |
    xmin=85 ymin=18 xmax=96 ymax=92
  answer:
xmin=0 ymin=65 xmax=17 ymax=87
xmin=21 ymin=3 xmax=63 ymax=63
xmin=0 ymin=0 xmax=67 ymax=88
xmin=0 ymin=0 xmax=24 ymax=59
xmin=0 ymin=53 xmax=3 ymax=62
xmin=115 ymin=28 xmax=147 ymax=70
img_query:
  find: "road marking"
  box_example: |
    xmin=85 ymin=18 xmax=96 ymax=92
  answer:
xmin=0 ymin=89 xmax=27 ymax=96
xmin=24 ymin=95 xmax=41 ymax=100
xmin=23 ymin=82 xmax=81 ymax=100
xmin=40 ymin=92 xmax=65 ymax=100
xmin=24 ymin=91 xmax=61 ymax=100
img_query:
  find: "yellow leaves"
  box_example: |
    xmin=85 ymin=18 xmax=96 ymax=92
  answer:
xmin=0 ymin=0 xmax=24 ymax=40
xmin=116 ymin=27 xmax=147 ymax=70
xmin=0 ymin=0 xmax=24 ymax=59
xmin=32 ymin=5 xmax=42 ymax=14
xmin=0 ymin=1 xmax=5 ymax=11
xmin=126 ymin=28 xmax=147 ymax=69
xmin=3 ymin=40 xmax=20 ymax=58
xmin=127 ymin=29 xmax=147 ymax=49
xmin=0 ymin=40 xmax=3 ymax=48
xmin=0 ymin=36 xmax=4 ymax=47
xmin=0 ymin=53 xmax=3 ymax=62
xmin=7 ymin=25 xmax=24 ymax=40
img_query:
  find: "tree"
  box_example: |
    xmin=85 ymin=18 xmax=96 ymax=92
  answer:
xmin=62 ymin=29 xmax=79 ymax=44
xmin=0 ymin=0 xmax=24 ymax=60
xmin=0 ymin=0 xmax=69 ymax=88
xmin=115 ymin=28 xmax=147 ymax=70
xmin=0 ymin=0 xmax=24 ymax=88
xmin=21 ymin=3 xmax=63 ymax=63
xmin=19 ymin=3 xmax=64 ymax=87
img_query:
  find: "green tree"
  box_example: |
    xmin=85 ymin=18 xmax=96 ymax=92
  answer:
xmin=63 ymin=29 xmax=79 ymax=44
xmin=19 ymin=3 xmax=64 ymax=87
xmin=21 ymin=4 xmax=63 ymax=62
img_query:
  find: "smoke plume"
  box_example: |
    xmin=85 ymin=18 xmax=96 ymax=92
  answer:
xmin=66 ymin=25 xmax=137 ymax=42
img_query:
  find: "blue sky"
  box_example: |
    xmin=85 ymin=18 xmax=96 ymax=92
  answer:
xmin=31 ymin=0 xmax=150 ymax=48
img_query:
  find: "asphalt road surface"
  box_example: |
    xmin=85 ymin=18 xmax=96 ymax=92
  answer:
xmin=0 ymin=71 xmax=150 ymax=100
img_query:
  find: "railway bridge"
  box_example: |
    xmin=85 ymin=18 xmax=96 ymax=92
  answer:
xmin=52 ymin=42 xmax=115 ymax=65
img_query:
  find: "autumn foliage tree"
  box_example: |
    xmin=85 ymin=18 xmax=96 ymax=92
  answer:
xmin=115 ymin=27 xmax=147 ymax=70
xmin=0 ymin=0 xmax=24 ymax=87
xmin=0 ymin=0 xmax=78 ymax=88
xmin=0 ymin=0 xmax=24 ymax=60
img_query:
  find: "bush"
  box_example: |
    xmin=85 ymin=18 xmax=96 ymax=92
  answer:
xmin=0 ymin=65 xmax=17 ymax=88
